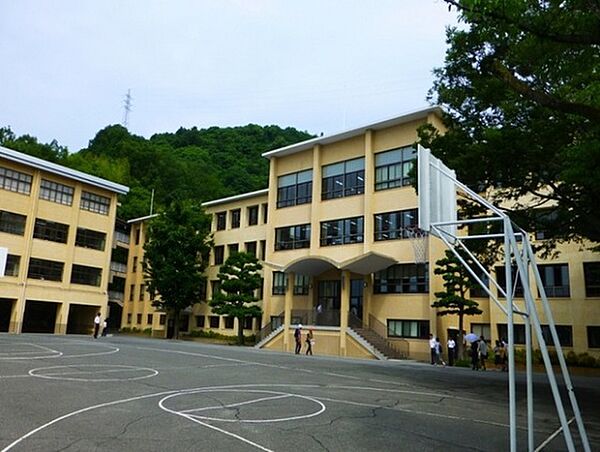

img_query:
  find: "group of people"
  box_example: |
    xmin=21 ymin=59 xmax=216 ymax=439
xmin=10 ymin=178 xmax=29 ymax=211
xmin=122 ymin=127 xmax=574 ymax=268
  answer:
xmin=93 ymin=312 xmax=109 ymax=339
xmin=294 ymin=324 xmax=314 ymax=355
xmin=429 ymin=334 xmax=451 ymax=366
xmin=429 ymin=333 xmax=509 ymax=371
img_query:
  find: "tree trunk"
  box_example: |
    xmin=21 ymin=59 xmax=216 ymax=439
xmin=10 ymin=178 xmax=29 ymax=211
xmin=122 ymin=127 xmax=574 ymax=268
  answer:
xmin=237 ymin=318 xmax=244 ymax=345
xmin=458 ymin=312 xmax=464 ymax=360
xmin=173 ymin=310 xmax=180 ymax=340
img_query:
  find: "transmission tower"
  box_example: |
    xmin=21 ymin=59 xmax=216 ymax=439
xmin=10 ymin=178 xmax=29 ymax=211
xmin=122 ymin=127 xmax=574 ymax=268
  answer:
xmin=122 ymin=89 xmax=133 ymax=128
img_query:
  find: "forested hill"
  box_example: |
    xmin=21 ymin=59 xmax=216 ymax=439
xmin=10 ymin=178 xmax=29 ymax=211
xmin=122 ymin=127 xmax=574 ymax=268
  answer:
xmin=0 ymin=124 xmax=314 ymax=220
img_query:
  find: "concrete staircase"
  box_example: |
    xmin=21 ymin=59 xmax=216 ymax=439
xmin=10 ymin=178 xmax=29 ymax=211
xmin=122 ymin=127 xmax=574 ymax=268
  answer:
xmin=351 ymin=327 xmax=408 ymax=360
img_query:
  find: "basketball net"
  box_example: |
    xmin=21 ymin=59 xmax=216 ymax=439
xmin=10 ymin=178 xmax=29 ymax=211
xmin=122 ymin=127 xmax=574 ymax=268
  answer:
xmin=407 ymin=228 xmax=429 ymax=263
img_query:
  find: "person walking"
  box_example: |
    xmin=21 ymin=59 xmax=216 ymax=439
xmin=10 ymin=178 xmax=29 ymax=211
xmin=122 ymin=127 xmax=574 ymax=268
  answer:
xmin=101 ymin=318 xmax=109 ymax=337
xmin=294 ymin=324 xmax=303 ymax=354
xmin=447 ymin=337 xmax=456 ymax=366
xmin=429 ymin=334 xmax=437 ymax=365
xmin=470 ymin=339 xmax=479 ymax=370
xmin=479 ymin=336 xmax=488 ymax=371
xmin=305 ymin=329 xmax=314 ymax=355
xmin=435 ymin=337 xmax=446 ymax=366
xmin=93 ymin=312 xmax=101 ymax=339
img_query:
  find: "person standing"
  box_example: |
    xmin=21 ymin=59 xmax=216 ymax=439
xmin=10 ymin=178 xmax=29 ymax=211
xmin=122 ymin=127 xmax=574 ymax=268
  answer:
xmin=435 ymin=337 xmax=446 ymax=366
xmin=101 ymin=318 xmax=109 ymax=337
xmin=447 ymin=337 xmax=456 ymax=366
xmin=294 ymin=324 xmax=302 ymax=354
xmin=305 ymin=329 xmax=314 ymax=355
xmin=429 ymin=334 xmax=437 ymax=365
xmin=471 ymin=339 xmax=479 ymax=370
xmin=93 ymin=312 xmax=101 ymax=339
xmin=479 ymin=336 xmax=488 ymax=371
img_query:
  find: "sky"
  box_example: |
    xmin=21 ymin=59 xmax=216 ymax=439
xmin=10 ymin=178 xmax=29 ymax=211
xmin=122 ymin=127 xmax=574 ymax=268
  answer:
xmin=0 ymin=1 xmax=458 ymax=152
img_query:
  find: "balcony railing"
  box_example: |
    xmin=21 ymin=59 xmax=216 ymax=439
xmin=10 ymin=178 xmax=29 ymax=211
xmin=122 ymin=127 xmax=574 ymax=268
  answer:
xmin=110 ymin=262 xmax=128 ymax=273
xmin=108 ymin=290 xmax=124 ymax=302
xmin=291 ymin=309 xmax=340 ymax=327
xmin=115 ymin=231 xmax=130 ymax=244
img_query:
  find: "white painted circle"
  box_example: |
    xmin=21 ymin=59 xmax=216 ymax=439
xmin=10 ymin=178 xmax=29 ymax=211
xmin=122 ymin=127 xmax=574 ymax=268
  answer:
xmin=0 ymin=342 xmax=119 ymax=360
xmin=159 ymin=388 xmax=326 ymax=423
xmin=28 ymin=364 xmax=158 ymax=382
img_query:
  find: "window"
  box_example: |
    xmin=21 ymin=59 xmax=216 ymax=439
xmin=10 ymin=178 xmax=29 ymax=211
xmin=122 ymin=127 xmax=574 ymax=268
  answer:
xmin=374 ymin=209 xmax=418 ymax=241
xmin=147 ymin=314 xmax=153 ymax=325
xmin=387 ymin=320 xmax=430 ymax=339
xmin=132 ymin=256 xmax=138 ymax=273
xmin=272 ymin=271 xmax=287 ymax=295
xmin=247 ymin=205 xmax=259 ymax=226
xmin=374 ymin=264 xmax=429 ymax=294
xmin=80 ymin=191 xmax=111 ymax=215
xmin=216 ymin=212 xmax=226 ymax=231
xmin=260 ymin=240 xmax=266 ymax=260
xmin=497 ymin=324 xmax=527 ymax=344
xmin=584 ymin=263 xmax=600 ymax=297
xmin=228 ymin=243 xmax=239 ymax=256
xmin=320 ymin=216 xmax=364 ymax=246
xmin=0 ymin=211 xmax=26 ymax=235
xmin=211 ymin=280 xmax=221 ymax=299
xmin=470 ymin=323 xmax=491 ymax=341
xmin=214 ymin=245 xmax=224 ymax=265
xmin=541 ymin=325 xmax=573 ymax=347
xmin=5 ymin=254 xmax=20 ymax=277
xmin=244 ymin=316 xmax=253 ymax=330
xmin=224 ymin=317 xmax=234 ymax=329
xmin=209 ymin=315 xmax=220 ymax=328
xmin=33 ymin=219 xmax=69 ymax=244
xmin=75 ymin=228 xmax=106 ymax=251
xmin=588 ymin=327 xmax=600 ymax=348
xmin=139 ymin=284 xmax=145 ymax=301
xmin=375 ymin=146 xmax=416 ymax=190
xmin=0 ymin=166 xmax=32 ymax=194
xmin=245 ymin=241 xmax=257 ymax=257
xmin=275 ymin=224 xmax=311 ymax=250
xmin=262 ymin=203 xmax=268 ymax=223
xmin=39 ymin=179 xmax=74 ymax=206
xmin=129 ymin=284 xmax=135 ymax=301
xmin=137 ymin=314 xmax=142 ymax=324
xmin=539 ymin=264 xmax=570 ymax=297
xmin=496 ymin=266 xmax=524 ymax=297
xmin=321 ymin=157 xmax=365 ymax=200
xmin=277 ymin=169 xmax=312 ymax=208
xmin=135 ymin=228 xmax=141 ymax=245
xmin=27 ymin=258 xmax=63 ymax=281
xmin=195 ymin=315 xmax=205 ymax=328
xmin=159 ymin=314 xmax=166 ymax=325
xmin=71 ymin=264 xmax=102 ymax=286
xmin=294 ymin=275 xmax=310 ymax=295
xmin=231 ymin=209 xmax=241 ymax=228
xmin=470 ymin=268 xmax=490 ymax=298
xmin=127 ymin=313 xmax=132 ymax=324
xmin=533 ymin=208 xmax=558 ymax=241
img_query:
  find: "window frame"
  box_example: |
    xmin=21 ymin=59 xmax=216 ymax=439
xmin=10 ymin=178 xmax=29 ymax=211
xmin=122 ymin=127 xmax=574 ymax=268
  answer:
xmin=75 ymin=227 xmax=106 ymax=251
xmin=277 ymin=169 xmax=313 ymax=208
xmin=374 ymin=209 xmax=418 ymax=241
xmin=33 ymin=218 xmax=69 ymax=244
xmin=321 ymin=157 xmax=365 ymax=200
xmin=272 ymin=271 xmax=287 ymax=295
xmin=215 ymin=212 xmax=227 ymax=231
xmin=70 ymin=264 xmax=102 ymax=287
xmin=374 ymin=146 xmax=416 ymax=191
xmin=538 ymin=264 xmax=570 ymax=298
xmin=0 ymin=211 xmax=26 ymax=236
xmin=387 ymin=319 xmax=430 ymax=339
xmin=0 ymin=166 xmax=32 ymax=195
xmin=247 ymin=205 xmax=259 ymax=226
xmin=27 ymin=258 xmax=64 ymax=282
xmin=374 ymin=263 xmax=429 ymax=294
xmin=584 ymin=262 xmax=600 ymax=297
xmin=230 ymin=209 xmax=241 ymax=229
xmin=275 ymin=224 xmax=311 ymax=250
xmin=39 ymin=179 xmax=74 ymax=206
xmin=80 ymin=191 xmax=111 ymax=215
xmin=320 ymin=216 xmax=364 ymax=247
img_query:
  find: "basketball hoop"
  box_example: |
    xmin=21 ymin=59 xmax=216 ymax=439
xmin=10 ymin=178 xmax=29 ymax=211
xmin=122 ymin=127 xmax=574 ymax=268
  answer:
xmin=407 ymin=228 xmax=429 ymax=264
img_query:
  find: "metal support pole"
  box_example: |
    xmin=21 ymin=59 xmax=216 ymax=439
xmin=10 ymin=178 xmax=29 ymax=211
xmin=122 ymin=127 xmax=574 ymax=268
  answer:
xmin=525 ymin=302 xmax=534 ymax=452
xmin=504 ymin=218 xmax=517 ymax=452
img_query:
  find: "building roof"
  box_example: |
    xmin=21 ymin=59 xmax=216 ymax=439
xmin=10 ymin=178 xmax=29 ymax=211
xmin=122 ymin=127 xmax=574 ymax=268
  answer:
xmin=127 ymin=213 xmax=159 ymax=224
xmin=202 ymin=188 xmax=269 ymax=208
xmin=262 ymin=106 xmax=443 ymax=159
xmin=0 ymin=145 xmax=129 ymax=195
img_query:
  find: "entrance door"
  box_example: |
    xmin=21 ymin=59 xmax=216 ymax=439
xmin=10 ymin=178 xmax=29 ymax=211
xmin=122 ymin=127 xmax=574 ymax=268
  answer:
xmin=0 ymin=298 xmax=14 ymax=332
xmin=350 ymin=279 xmax=363 ymax=320
xmin=317 ymin=280 xmax=341 ymax=326
xmin=22 ymin=300 xmax=59 ymax=333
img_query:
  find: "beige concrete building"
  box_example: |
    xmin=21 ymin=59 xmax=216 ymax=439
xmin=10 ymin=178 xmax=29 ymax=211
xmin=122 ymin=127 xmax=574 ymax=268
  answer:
xmin=0 ymin=145 xmax=128 ymax=334
xmin=120 ymin=107 xmax=600 ymax=360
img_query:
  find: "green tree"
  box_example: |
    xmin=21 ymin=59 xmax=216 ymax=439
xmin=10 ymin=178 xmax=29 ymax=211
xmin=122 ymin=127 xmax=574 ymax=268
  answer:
xmin=431 ymin=250 xmax=483 ymax=358
xmin=209 ymin=252 xmax=263 ymax=345
xmin=420 ymin=0 xmax=600 ymax=250
xmin=143 ymin=200 xmax=212 ymax=339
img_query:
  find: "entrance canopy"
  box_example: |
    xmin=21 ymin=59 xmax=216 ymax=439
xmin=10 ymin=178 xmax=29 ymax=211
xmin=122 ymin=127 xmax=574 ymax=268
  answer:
xmin=276 ymin=251 xmax=396 ymax=277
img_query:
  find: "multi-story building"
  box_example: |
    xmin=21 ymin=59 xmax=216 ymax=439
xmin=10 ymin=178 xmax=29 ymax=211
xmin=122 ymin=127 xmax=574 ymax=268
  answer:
xmin=0 ymin=145 xmax=128 ymax=334
xmin=119 ymin=107 xmax=600 ymax=360
xmin=107 ymin=218 xmax=130 ymax=332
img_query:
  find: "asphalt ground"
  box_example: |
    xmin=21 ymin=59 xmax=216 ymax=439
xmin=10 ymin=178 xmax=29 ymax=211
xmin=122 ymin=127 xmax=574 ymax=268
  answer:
xmin=0 ymin=334 xmax=598 ymax=452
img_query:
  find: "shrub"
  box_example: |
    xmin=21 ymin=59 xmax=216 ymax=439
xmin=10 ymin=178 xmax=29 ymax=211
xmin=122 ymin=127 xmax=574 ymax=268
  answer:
xmin=120 ymin=327 xmax=131 ymax=333
xmin=143 ymin=328 xmax=152 ymax=336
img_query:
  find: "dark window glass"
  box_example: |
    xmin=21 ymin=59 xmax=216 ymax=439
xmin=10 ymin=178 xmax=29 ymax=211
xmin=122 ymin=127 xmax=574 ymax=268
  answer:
xmin=39 ymin=179 xmax=74 ymax=206
xmin=159 ymin=314 xmax=166 ymax=325
xmin=196 ymin=315 xmax=205 ymax=328
xmin=135 ymin=228 xmax=141 ymax=245
xmin=0 ymin=211 xmax=26 ymax=236
xmin=129 ymin=284 xmax=135 ymax=301
xmin=71 ymin=264 xmax=102 ymax=286
xmin=471 ymin=323 xmax=491 ymax=341
xmin=277 ymin=169 xmax=312 ymax=208
xmin=0 ymin=166 xmax=32 ymax=194
xmin=322 ymin=158 xmax=365 ymax=200
xmin=533 ymin=208 xmax=559 ymax=240
xmin=244 ymin=316 xmax=253 ymax=330
xmin=214 ymin=245 xmax=224 ymax=265
xmin=374 ymin=146 xmax=416 ymax=191
xmin=496 ymin=266 xmax=524 ymax=297
xmin=387 ymin=319 xmax=430 ymax=339
xmin=139 ymin=284 xmax=145 ymax=301
xmin=33 ymin=219 xmax=69 ymax=244
xmin=541 ymin=325 xmax=573 ymax=347
xmin=538 ymin=264 xmax=570 ymax=297
xmin=470 ymin=269 xmax=490 ymax=298
xmin=497 ymin=324 xmax=527 ymax=344
xmin=275 ymin=224 xmax=311 ymax=250
xmin=584 ymin=263 xmax=600 ymax=297
xmin=127 ymin=313 xmax=132 ymax=323
xmin=293 ymin=275 xmax=310 ymax=295
xmin=262 ymin=203 xmax=268 ymax=223
xmin=374 ymin=264 xmax=429 ymax=294
xmin=228 ymin=243 xmax=239 ymax=256
xmin=374 ymin=209 xmax=418 ymax=241
xmin=588 ymin=326 xmax=600 ymax=348
xmin=5 ymin=254 xmax=20 ymax=277
xmin=320 ymin=216 xmax=364 ymax=246
xmin=260 ymin=240 xmax=266 ymax=260
xmin=245 ymin=241 xmax=257 ymax=257
xmin=247 ymin=205 xmax=259 ymax=226
xmin=209 ymin=315 xmax=220 ymax=328
xmin=224 ymin=317 xmax=234 ymax=329
xmin=132 ymin=256 xmax=138 ymax=273
xmin=211 ymin=280 xmax=221 ymax=299
xmin=75 ymin=228 xmax=106 ymax=251
xmin=137 ymin=314 xmax=142 ymax=324
xmin=147 ymin=314 xmax=153 ymax=325
xmin=80 ymin=191 xmax=110 ymax=215
xmin=27 ymin=258 xmax=64 ymax=281
xmin=216 ymin=212 xmax=226 ymax=230
xmin=231 ymin=209 xmax=241 ymax=228
xmin=272 ymin=271 xmax=287 ymax=295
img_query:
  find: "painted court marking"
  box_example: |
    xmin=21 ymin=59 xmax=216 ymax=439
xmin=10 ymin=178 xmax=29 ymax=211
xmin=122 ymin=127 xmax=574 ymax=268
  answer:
xmin=0 ymin=341 xmax=119 ymax=360
xmin=28 ymin=364 xmax=159 ymax=382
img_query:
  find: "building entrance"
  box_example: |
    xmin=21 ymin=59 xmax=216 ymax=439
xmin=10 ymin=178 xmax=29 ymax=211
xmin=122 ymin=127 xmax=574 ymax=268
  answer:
xmin=22 ymin=300 xmax=59 ymax=333
xmin=0 ymin=298 xmax=14 ymax=332
xmin=350 ymin=279 xmax=363 ymax=320
xmin=317 ymin=280 xmax=340 ymax=326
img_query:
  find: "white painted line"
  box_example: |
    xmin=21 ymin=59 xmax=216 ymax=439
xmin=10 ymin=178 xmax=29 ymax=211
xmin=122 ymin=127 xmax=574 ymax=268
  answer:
xmin=28 ymin=364 xmax=158 ymax=382
xmin=181 ymin=394 xmax=291 ymax=413
xmin=534 ymin=416 xmax=576 ymax=452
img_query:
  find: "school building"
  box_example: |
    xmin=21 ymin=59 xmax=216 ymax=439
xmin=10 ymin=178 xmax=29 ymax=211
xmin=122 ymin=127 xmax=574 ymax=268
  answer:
xmin=119 ymin=107 xmax=600 ymax=360
xmin=0 ymin=145 xmax=128 ymax=334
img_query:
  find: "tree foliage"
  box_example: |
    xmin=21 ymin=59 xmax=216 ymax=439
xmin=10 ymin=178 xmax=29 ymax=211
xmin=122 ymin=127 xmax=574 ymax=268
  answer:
xmin=431 ymin=250 xmax=483 ymax=357
xmin=209 ymin=252 xmax=263 ymax=345
xmin=420 ymin=0 xmax=600 ymax=250
xmin=143 ymin=200 xmax=212 ymax=339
